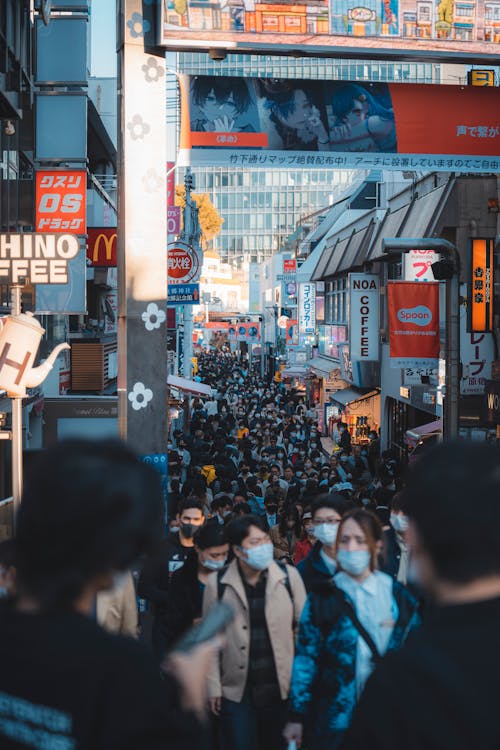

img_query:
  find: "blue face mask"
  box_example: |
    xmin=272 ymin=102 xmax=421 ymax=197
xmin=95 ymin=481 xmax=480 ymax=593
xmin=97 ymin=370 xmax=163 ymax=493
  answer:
xmin=202 ymin=556 xmax=227 ymax=571
xmin=337 ymin=549 xmax=371 ymax=577
xmin=240 ymin=543 xmax=274 ymax=571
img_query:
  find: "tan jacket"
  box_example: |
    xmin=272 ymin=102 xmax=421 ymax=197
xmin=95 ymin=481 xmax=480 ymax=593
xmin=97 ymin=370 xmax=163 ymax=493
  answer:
xmin=269 ymin=524 xmax=299 ymax=560
xmin=96 ymin=572 xmax=138 ymax=638
xmin=203 ymin=558 xmax=306 ymax=702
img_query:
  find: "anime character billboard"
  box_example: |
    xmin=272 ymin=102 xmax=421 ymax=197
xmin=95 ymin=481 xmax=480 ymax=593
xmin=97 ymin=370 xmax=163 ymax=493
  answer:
xmin=181 ymin=75 xmax=500 ymax=171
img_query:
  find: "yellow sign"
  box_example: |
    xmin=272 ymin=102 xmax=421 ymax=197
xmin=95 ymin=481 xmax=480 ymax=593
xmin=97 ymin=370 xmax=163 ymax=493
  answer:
xmin=468 ymin=69 xmax=495 ymax=86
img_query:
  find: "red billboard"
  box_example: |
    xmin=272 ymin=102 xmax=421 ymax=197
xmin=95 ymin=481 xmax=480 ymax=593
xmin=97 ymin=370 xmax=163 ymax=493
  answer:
xmin=179 ymin=76 xmax=500 ymax=173
xmin=160 ymin=0 xmax=500 ymax=63
xmin=388 ymin=281 xmax=440 ymax=368
xmin=36 ymin=170 xmax=86 ymax=233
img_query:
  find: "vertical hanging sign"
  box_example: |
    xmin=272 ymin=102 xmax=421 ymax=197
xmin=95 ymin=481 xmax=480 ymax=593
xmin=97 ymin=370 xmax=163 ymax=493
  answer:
xmin=388 ymin=281 xmax=440 ymax=368
xmin=298 ymin=283 xmax=316 ymax=335
xmin=469 ymin=238 xmax=494 ymax=333
xmin=349 ymin=273 xmax=379 ymax=361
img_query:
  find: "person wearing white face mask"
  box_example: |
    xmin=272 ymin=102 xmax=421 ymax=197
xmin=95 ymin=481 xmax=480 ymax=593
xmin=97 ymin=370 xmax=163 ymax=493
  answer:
xmin=203 ymin=515 xmax=306 ymax=750
xmin=284 ymin=508 xmax=419 ymax=750
xmin=296 ymin=495 xmax=347 ymax=592
xmin=164 ymin=524 xmax=229 ymax=648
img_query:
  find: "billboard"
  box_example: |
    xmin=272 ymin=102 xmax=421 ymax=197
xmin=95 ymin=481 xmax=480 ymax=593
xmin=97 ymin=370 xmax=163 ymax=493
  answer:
xmin=388 ymin=281 xmax=440 ymax=368
xmin=35 ymin=170 xmax=86 ymax=233
xmin=179 ymin=76 xmax=500 ymax=172
xmin=298 ymin=282 xmax=316 ymax=335
xmin=160 ymin=0 xmax=500 ymax=63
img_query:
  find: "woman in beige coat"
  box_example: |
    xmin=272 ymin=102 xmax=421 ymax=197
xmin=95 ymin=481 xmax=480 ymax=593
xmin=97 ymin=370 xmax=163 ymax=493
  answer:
xmin=269 ymin=506 xmax=301 ymax=564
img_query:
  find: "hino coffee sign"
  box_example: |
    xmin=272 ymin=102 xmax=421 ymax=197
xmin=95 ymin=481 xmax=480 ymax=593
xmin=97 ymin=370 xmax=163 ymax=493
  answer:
xmin=0 ymin=233 xmax=79 ymax=284
xmin=349 ymin=273 xmax=379 ymax=362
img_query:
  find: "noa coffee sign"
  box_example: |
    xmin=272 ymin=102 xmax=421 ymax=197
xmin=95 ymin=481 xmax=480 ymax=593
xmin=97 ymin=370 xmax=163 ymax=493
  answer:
xmin=349 ymin=273 xmax=379 ymax=362
xmin=167 ymin=241 xmax=201 ymax=285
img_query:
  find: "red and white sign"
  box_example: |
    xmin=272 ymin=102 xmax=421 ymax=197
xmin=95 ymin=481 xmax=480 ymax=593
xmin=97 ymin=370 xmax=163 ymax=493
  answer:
xmin=404 ymin=249 xmax=440 ymax=282
xmin=167 ymin=240 xmax=201 ymax=284
xmin=283 ymin=259 xmax=296 ymax=273
xmin=388 ymin=281 xmax=440 ymax=368
xmin=36 ymin=170 xmax=86 ymax=233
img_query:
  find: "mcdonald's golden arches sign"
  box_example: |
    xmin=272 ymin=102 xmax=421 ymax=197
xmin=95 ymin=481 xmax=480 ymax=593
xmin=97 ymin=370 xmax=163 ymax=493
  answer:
xmin=86 ymin=228 xmax=117 ymax=267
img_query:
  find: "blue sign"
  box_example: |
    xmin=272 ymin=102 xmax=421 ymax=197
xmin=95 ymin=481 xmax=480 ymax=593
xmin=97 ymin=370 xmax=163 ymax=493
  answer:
xmin=168 ymin=283 xmax=200 ymax=305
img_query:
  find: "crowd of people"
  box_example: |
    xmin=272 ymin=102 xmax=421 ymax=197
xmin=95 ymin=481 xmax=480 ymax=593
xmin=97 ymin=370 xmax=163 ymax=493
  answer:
xmin=0 ymin=348 xmax=499 ymax=750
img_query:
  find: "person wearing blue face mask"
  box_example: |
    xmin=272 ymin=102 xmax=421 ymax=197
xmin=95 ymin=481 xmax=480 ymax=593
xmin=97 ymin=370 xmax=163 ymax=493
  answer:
xmin=203 ymin=514 xmax=306 ymax=750
xmin=284 ymin=508 xmax=419 ymax=750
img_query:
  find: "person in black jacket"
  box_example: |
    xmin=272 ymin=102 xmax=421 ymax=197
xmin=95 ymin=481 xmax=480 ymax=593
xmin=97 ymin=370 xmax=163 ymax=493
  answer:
xmin=0 ymin=439 xmax=217 ymax=750
xmin=297 ymin=494 xmax=350 ymax=591
xmin=342 ymin=441 xmax=500 ymax=750
xmin=165 ymin=524 xmax=229 ymax=647
xmin=138 ymin=498 xmax=205 ymax=659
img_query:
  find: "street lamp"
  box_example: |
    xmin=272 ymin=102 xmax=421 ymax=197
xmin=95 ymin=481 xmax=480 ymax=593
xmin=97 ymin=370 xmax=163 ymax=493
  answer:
xmin=382 ymin=238 xmax=461 ymax=441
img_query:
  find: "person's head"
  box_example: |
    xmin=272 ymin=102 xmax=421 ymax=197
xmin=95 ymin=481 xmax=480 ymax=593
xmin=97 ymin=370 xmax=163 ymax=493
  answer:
xmin=233 ymin=491 xmax=247 ymax=506
xmin=266 ymin=86 xmax=313 ymax=130
xmin=279 ymin=506 xmax=301 ymax=537
xmin=16 ymin=439 xmax=164 ymax=612
xmin=270 ymin=464 xmax=281 ymax=479
xmin=401 ymin=441 xmax=500 ymax=594
xmin=191 ymin=76 xmax=251 ymax=120
xmin=194 ymin=524 xmax=229 ymax=572
xmin=177 ymin=498 xmax=205 ymax=541
xmin=232 ymin=501 xmax=252 ymax=517
xmin=336 ymin=508 xmax=382 ymax=578
xmin=310 ymin=494 xmax=347 ymax=548
xmin=226 ymin=515 xmax=273 ymax=572
xmin=212 ymin=496 xmax=233 ymax=520
xmin=264 ymin=493 xmax=279 ymax=516
xmin=0 ymin=539 xmax=16 ymax=597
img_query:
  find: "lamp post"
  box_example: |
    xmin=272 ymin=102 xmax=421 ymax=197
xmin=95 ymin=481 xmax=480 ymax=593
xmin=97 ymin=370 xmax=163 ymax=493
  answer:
xmin=382 ymin=238 xmax=461 ymax=440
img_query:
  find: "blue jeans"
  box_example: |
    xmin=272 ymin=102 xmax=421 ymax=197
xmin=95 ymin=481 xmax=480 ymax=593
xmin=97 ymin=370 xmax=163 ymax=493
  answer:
xmin=220 ymin=689 xmax=286 ymax=750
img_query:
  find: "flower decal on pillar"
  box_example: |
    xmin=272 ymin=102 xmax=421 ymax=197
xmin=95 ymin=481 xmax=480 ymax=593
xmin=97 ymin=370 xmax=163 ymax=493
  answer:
xmin=127 ymin=114 xmax=150 ymax=141
xmin=128 ymin=382 xmax=153 ymax=411
xmin=142 ymin=168 xmax=162 ymax=193
xmin=127 ymin=12 xmax=151 ymax=38
xmin=141 ymin=302 xmax=166 ymax=331
xmin=142 ymin=57 xmax=164 ymax=84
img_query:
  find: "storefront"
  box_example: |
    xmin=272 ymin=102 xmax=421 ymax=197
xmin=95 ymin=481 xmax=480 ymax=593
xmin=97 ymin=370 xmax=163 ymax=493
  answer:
xmin=327 ymin=387 xmax=380 ymax=446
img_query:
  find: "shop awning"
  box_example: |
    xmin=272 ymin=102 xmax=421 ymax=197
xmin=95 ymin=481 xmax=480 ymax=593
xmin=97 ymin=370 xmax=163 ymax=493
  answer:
xmin=281 ymin=365 xmax=309 ymax=378
xmin=405 ymin=419 xmax=442 ymax=444
xmin=330 ymin=387 xmax=380 ymax=406
xmin=308 ymin=356 xmax=338 ymax=378
xmin=167 ymin=374 xmax=212 ymax=397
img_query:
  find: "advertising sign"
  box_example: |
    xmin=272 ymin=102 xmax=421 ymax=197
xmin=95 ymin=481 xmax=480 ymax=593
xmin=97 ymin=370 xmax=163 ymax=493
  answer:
xmin=388 ymin=281 xmax=440 ymax=368
xmin=468 ymin=237 xmax=494 ymax=332
xmin=0 ymin=233 xmax=79 ymax=284
xmin=167 ymin=207 xmax=181 ymax=236
xmin=167 ymin=240 xmax=201 ymax=285
xmin=160 ymin=0 xmax=500 ymax=62
xmin=167 ymin=162 xmax=175 ymax=208
xmin=179 ymin=77 xmax=500 ymax=173
xmin=404 ymin=249 xmax=440 ymax=281
xmin=298 ymin=283 xmax=316 ymax=335
xmin=286 ymin=319 xmax=298 ymax=346
xmin=86 ymin=228 xmax=117 ymax=267
xmin=284 ymin=258 xmax=297 ymax=273
xmin=349 ymin=273 xmax=379 ymax=361
xmin=167 ymin=283 xmax=200 ymax=305
xmin=229 ymin=322 xmax=261 ymax=342
xmin=460 ymin=281 xmax=494 ymax=395
xmin=36 ymin=170 xmax=86 ymax=233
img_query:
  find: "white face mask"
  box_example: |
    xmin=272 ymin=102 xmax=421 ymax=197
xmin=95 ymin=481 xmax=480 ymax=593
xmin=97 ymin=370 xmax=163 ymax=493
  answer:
xmin=313 ymin=522 xmax=339 ymax=546
xmin=391 ymin=513 xmax=409 ymax=533
xmin=337 ymin=549 xmax=371 ymax=577
xmin=241 ymin=542 xmax=274 ymax=571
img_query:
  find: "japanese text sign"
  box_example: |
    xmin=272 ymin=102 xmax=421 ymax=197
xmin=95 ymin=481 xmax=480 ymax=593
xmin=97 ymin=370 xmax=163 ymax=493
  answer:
xmin=36 ymin=170 xmax=86 ymax=233
xmin=388 ymin=281 xmax=440 ymax=368
xmin=404 ymin=249 xmax=440 ymax=282
xmin=469 ymin=238 xmax=494 ymax=332
xmin=298 ymin=283 xmax=316 ymax=335
xmin=167 ymin=241 xmax=201 ymax=285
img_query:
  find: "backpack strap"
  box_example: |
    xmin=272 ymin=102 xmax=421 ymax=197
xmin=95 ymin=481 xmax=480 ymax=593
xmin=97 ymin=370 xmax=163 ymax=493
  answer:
xmin=217 ymin=568 xmax=227 ymax=601
xmin=275 ymin=560 xmax=293 ymax=604
xmin=336 ymin=594 xmax=381 ymax=664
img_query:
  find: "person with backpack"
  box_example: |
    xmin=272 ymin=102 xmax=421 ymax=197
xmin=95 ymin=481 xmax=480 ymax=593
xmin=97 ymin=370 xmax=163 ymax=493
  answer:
xmin=203 ymin=514 xmax=306 ymax=750
xmin=284 ymin=508 xmax=419 ymax=750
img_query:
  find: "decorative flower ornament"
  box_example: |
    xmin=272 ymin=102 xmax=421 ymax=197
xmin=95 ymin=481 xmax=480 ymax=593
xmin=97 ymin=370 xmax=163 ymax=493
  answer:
xmin=141 ymin=302 xmax=166 ymax=331
xmin=128 ymin=382 xmax=153 ymax=411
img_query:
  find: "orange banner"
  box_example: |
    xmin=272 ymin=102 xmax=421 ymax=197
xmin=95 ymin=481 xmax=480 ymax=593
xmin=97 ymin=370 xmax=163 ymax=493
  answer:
xmin=388 ymin=282 xmax=440 ymax=367
xmin=469 ymin=238 xmax=494 ymax=332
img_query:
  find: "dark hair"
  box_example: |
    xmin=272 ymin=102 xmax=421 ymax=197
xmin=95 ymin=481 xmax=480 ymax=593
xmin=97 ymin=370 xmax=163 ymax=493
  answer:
xmin=225 ymin=514 xmax=267 ymax=546
xmin=401 ymin=441 xmax=500 ymax=583
xmin=211 ymin=495 xmax=233 ymax=513
xmin=194 ymin=524 xmax=227 ymax=550
xmin=311 ymin=493 xmax=350 ymax=519
xmin=191 ymin=75 xmax=252 ymax=113
xmin=336 ymin=508 xmax=382 ymax=571
xmin=232 ymin=502 xmax=252 ymax=516
xmin=0 ymin=539 xmax=16 ymax=569
xmin=178 ymin=498 xmax=205 ymax=516
xmin=16 ymin=439 xmax=163 ymax=612
xmin=278 ymin=506 xmax=301 ymax=537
